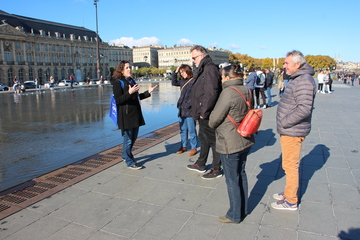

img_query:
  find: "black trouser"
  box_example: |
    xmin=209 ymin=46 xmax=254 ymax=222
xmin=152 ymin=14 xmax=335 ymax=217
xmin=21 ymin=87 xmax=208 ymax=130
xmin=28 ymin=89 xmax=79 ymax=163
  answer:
xmin=195 ymin=118 xmax=221 ymax=171
xmin=255 ymin=87 xmax=266 ymax=106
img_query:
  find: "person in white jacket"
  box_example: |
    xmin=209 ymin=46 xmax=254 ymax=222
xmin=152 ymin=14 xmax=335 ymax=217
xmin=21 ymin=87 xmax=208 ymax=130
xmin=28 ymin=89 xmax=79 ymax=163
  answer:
xmin=254 ymin=68 xmax=267 ymax=109
xmin=317 ymin=71 xmax=325 ymax=93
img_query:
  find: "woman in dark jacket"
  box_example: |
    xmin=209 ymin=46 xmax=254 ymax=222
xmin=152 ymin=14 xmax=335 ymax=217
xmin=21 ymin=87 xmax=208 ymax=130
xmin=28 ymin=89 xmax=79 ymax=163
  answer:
xmin=209 ymin=65 xmax=255 ymax=223
xmin=172 ymin=64 xmax=198 ymax=156
xmin=111 ymin=61 xmax=157 ymax=169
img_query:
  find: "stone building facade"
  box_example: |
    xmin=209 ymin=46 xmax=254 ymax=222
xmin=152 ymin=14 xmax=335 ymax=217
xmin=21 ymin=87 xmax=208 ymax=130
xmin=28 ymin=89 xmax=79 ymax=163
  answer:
xmin=0 ymin=10 xmax=133 ymax=86
xmin=158 ymin=45 xmax=229 ymax=68
xmin=132 ymin=45 xmax=163 ymax=68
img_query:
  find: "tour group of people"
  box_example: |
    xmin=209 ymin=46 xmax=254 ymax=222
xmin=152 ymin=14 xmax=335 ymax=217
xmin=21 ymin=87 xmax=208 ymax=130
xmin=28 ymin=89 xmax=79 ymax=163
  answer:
xmin=110 ymin=46 xmax=317 ymax=223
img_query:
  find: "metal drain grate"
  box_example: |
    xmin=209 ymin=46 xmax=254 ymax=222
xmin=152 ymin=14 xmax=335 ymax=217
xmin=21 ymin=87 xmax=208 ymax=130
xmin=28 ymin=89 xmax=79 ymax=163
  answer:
xmin=0 ymin=203 xmax=10 ymax=212
xmin=25 ymin=186 xmax=48 ymax=194
xmin=35 ymin=182 xmax=57 ymax=189
xmin=1 ymin=195 xmax=27 ymax=204
xmin=12 ymin=191 xmax=37 ymax=199
xmin=46 ymin=177 xmax=69 ymax=184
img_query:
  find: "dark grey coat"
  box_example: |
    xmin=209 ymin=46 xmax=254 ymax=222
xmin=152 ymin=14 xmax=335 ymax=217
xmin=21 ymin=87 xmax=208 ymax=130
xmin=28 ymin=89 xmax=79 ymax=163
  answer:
xmin=276 ymin=63 xmax=316 ymax=137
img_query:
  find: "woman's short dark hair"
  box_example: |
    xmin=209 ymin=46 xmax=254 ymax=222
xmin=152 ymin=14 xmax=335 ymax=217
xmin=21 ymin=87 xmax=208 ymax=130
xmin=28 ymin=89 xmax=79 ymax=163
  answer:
xmin=221 ymin=65 xmax=244 ymax=79
xmin=113 ymin=61 xmax=130 ymax=79
xmin=178 ymin=64 xmax=193 ymax=79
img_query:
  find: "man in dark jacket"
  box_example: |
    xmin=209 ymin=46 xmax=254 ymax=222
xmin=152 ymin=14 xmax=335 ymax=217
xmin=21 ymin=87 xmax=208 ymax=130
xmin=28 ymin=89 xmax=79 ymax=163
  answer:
xmin=271 ymin=50 xmax=316 ymax=211
xmin=187 ymin=45 xmax=222 ymax=179
xmin=264 ymin=68 xmax=274 ymax=107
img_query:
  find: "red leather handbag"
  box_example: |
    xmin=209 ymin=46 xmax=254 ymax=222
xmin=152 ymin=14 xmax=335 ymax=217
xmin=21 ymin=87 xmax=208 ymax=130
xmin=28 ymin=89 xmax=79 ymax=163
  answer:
xmin=227 ymin=87 xmax=263 ymax=137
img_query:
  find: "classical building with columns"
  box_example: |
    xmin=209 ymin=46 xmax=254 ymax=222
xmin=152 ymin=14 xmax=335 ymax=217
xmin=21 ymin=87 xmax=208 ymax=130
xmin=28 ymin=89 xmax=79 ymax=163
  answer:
xmin=132 ymin=45 xmax=163 ymax=68
xmin=0 ymin=10 xmax=133 ymax=86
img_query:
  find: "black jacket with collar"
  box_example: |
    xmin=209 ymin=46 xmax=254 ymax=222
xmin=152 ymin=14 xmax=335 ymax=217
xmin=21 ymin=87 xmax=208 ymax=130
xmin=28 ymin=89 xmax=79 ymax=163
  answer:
xmin=110 ymin=77 xmax=151 ymax=134
xmin=190 ymin=55 xmax=221 ymax=120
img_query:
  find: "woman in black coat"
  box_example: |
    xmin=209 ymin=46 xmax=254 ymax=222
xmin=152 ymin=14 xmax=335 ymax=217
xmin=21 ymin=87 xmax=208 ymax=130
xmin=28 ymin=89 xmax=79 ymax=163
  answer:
xmin=111 ymin=61 xmax=157 ymax=169
xmin=171 ymin=64 xmax=198 ymax=156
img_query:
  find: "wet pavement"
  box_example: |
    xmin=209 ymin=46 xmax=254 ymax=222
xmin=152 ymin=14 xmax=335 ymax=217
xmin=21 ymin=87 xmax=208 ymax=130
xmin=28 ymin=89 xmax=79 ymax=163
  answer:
xmin=0 ymin=82 xmax=179 ymax=192
xmin=0 ymin=80 xmax=359 ymax=240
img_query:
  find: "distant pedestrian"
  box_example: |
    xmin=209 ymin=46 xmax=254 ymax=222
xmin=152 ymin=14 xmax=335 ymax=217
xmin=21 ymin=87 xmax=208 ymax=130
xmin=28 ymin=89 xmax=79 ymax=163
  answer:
xmin=264 ymin=68 xmax=274 ymax=107
xmin=277 ymin=69 xmax=285 ymax=97
xmin=254 ymin=68 xmax=266 ymax=109
xmin=171 ymin=64 xmax=198 ymax=156
xmin=317 ymin=71 xmax=325 ymax=93
xmin=110 ymin=61 xmax=158 ymax=170
xmin=209 ymin=64 xmax=255 ymax=223
xmin=350 ymin=72 xmax=356 ymax=86
xmin=271 ymin=50 xmax=316 ymax=211
xmin=69 ymin=74 xmax=74 ymax=88
xmin=244 ymin=67 xmax=256 ymax=106
xmin=187 ymin=45 xmax=222 ymax=179
xmin=35 ymin=77 xmax=40 ymax=89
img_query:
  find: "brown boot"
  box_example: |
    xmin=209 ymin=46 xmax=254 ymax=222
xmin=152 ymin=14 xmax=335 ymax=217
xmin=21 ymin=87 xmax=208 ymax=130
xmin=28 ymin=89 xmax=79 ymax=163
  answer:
xmin=176 ymin=147 xmax=186 ymax=154
xmin=188 ymin=149 xmax=197 ymax=156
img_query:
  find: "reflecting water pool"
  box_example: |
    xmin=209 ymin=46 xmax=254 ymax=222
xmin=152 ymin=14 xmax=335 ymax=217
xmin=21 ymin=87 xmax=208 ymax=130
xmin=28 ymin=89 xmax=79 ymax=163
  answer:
xmin=0 ymin=82 xmax=180 ymax=191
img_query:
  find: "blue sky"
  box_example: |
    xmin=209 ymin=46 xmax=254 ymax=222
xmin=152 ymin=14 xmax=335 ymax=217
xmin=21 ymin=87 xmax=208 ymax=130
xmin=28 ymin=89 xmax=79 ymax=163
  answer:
xmin=1 ymin=0 xmax=359 ymax=62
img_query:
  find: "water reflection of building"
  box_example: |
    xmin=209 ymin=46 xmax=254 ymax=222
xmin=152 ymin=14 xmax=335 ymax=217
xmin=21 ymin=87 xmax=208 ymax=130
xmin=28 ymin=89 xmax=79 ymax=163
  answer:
xmin=0 ymin=10 xmax=132 ymax=86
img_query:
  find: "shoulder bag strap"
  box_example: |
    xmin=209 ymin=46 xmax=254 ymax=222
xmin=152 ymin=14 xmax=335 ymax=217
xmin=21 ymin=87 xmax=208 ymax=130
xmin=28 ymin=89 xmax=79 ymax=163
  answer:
xmin=226 ymin=86 xmax=251 ymax=128
xmin=180 ymin=77 xmax=193 ymax=91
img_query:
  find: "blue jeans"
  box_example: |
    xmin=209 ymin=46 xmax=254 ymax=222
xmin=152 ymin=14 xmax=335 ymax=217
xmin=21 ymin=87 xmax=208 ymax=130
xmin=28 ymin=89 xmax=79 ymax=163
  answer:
xmin=179 ymin=117 xmax=198 ymax=149
xmin=122 ymin=127 xmax=139 ymax=167
xmin=220 ymin=147 xmax=251 ymax=222
xmin=265 ymin=87 xmax=272 ymax=106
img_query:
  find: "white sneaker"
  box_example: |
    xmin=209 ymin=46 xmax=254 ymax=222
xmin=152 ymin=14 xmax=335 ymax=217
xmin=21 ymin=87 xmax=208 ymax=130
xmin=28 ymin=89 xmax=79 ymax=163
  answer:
xmin=263 ymin=105 xmax=267 ymax=109
xmin=273 ymin=192 xmax=285 ymax=200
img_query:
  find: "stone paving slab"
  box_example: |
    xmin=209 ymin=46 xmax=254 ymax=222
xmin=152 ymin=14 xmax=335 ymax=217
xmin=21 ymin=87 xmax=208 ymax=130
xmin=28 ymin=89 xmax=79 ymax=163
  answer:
xmin=0 ymin=80 xmax=359 ymax=240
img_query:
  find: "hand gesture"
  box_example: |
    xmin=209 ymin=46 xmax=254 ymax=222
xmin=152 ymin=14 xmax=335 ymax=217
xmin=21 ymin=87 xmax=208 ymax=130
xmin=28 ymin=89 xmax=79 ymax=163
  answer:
xmin=148 ymin=85 xmax=158 ymax=93
xmin=128 ymin=84 xmax=139 ymax=94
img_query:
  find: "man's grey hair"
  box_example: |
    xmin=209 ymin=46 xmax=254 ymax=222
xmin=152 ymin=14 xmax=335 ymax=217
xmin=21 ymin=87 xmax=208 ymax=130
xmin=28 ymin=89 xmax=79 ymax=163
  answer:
xmin=190 ymin=45 xmax=208 ymax=56
xmin=286 ymin=50 xmax=306 ymax=65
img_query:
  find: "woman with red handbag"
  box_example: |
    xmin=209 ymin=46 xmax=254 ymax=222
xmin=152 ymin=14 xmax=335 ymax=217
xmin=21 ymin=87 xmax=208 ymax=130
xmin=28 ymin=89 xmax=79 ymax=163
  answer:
xmin=209 ymin=65 xmax=255 ymax=223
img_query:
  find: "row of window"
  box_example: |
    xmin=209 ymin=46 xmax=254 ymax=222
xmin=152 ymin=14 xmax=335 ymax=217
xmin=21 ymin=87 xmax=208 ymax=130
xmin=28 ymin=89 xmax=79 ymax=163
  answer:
xmin=5 ymin=67 xmax=99 ymax=84
xmin=3 ymin=51 xmax=110 ymax=64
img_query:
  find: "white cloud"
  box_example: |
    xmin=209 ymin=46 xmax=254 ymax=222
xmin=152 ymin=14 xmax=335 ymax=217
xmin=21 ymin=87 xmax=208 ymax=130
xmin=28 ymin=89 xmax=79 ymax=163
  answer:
xmin=256 ymin=46 xmax=267 ymax=49
xmin=109 ymin=37 xmax=161 ymax=47
xmin=229 ymin=44 xmax=240 ymax=50
xmin=176 ymin=38 xmax=194 ymax=46
xmin=210 ymin=42 xmax=218 ymax=48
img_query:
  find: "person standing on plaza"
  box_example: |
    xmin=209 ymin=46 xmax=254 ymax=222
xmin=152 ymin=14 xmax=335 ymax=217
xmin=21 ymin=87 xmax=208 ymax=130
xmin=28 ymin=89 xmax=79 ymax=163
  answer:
xmin=69 ymin=74 xmax=74 ymax=88
xmin=254 ymin=68 xmax=267 ymax=109
xmin=187 ymin=45 xmax=222 ymax=179
xmin=111 ymin=61 xmax=158 ymax=170
xmin=317 ymin=70 xmax=325 ymax=93
xmin=271 ymin=50 xmax=316 ymax=211
xmin=209 ymin=65 xmax=255 ymax=223
xmin=277 ymin=69 xmax=285 ymax=97
xmin=244 ymin=67 xmax=257 ymax=107
xmin=264 ymin=68 xmax=274 ymax=107
xmin=350 ymin=72 xmax=356 ymax=86
xmin=171 ymin=64 xmax=198 ymax=156
xmin=35 ymin=77 xmax=40 ymax=89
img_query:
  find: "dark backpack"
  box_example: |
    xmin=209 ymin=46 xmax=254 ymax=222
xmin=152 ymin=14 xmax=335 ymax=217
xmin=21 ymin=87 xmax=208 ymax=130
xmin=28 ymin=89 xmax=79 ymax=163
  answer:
xmin=256 ymin=73 xmax=265 ymax=85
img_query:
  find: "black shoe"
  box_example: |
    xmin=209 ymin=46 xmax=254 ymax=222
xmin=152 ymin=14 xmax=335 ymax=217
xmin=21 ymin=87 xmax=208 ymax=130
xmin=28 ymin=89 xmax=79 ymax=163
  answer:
xmin=187 ymin=163 xmax=206 ymax=173
xmin=202 ymin=168 xmax=223 ymax=179
xmin=128 ymin=163 xmax=142 ymax=170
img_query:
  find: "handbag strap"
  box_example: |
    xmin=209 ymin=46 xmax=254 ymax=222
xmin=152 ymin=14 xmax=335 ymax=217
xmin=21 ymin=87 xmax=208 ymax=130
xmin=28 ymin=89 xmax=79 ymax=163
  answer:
xmin=180 ymin=77 xmax=193 ymax=91
xmin=226 ymin=86 xmax=252 ymax=128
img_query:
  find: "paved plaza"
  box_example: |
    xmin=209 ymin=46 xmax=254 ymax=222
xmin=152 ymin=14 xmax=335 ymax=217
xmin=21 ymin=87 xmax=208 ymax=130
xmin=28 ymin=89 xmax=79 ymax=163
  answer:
xmin=0 ymin=80 xmax=359 ymax=240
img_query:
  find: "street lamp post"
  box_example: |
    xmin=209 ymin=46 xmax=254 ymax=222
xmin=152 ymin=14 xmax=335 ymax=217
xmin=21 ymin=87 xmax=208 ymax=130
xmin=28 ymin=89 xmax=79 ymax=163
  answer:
xmin=94 ymin=0 xmax=101 ymax=80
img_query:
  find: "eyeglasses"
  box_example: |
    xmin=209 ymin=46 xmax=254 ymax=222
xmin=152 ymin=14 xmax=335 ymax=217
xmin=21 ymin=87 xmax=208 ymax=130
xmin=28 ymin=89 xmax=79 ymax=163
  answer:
xmin=192 ymin=55 xmax=202 ymax=60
